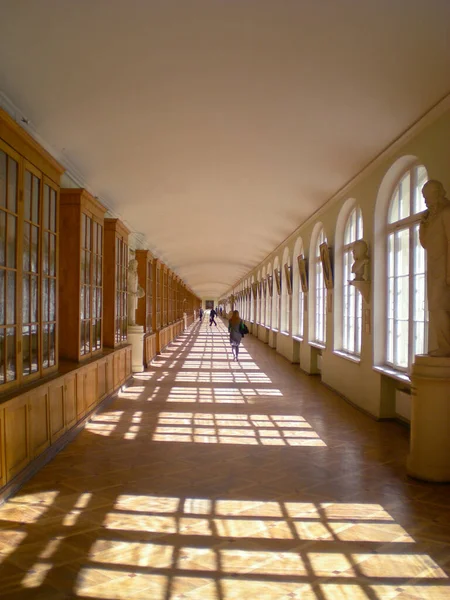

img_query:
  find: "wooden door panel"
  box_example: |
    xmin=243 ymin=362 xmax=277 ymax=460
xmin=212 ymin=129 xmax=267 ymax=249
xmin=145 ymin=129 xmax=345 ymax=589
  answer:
xmin=5 ymin=395 xmax=29 ymax=480
xmin=29 ymin=387 xmax=50 ymax=458
xmin=76 ymin=371 xmax=86 ymax=419
xmin=49 ymin=380 xmax=65 ymax=443
xmin=64 ymin=373 xmax=77 ymax=429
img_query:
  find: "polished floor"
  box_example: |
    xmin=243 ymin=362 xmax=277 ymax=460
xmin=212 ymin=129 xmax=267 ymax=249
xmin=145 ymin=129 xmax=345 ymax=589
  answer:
xmin=1 ymin=320 xmax=450 ymax=599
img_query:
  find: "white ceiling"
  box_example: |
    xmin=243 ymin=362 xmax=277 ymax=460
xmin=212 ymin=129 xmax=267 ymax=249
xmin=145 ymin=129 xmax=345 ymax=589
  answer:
xmin=1 ymin=0 xmax=450 ymax=298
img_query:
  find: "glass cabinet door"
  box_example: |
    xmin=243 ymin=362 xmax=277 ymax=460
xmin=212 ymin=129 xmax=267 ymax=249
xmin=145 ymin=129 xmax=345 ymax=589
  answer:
xmin=0 ymin=145 xmax=19 ymax=386
xmin=22 ymin=166 xmax=41 ymax=378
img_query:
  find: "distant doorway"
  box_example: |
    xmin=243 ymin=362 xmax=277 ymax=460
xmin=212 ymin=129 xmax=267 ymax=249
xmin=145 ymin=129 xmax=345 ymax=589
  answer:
xmin=205 ymin=300 xmax=214 ymax=309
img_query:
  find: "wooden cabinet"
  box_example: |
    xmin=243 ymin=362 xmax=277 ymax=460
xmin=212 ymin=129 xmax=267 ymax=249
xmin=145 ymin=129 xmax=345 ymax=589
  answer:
xmin=64 ymin=373 xmax=77 ymax=429
xmin=76 ymin=371 xmax=86 ymax=420
xmin=4 ymin=394 xmax=29 ymax=480
xmin=59 ymin=189 xmax=107 ymax=362
xmin=103 ymin=218 xmax=130 ymax=348
xmin=0 ymin=108 xmax=63 ymax=395
xmin=48 ymin=379 xmax=65 ymax=443
xmin=135 ymin=250 xmax=153 ymax=333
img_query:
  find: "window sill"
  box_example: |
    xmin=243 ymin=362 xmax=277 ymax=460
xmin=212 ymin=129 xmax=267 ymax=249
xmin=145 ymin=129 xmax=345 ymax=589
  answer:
xmin=333 ymin=350 xmax=361 ymax=365
xmin=292 ymin=336 xmax=304 ymax=343
xmin=309 ymin=341 xmax=326 ymax=350
xmin=272 ymin=329 xmax=279 ymax=333
xmin=280 ymin=331 xmax=290 ymax=337
xmin=373 ymin=365 xmax=411 ymax=384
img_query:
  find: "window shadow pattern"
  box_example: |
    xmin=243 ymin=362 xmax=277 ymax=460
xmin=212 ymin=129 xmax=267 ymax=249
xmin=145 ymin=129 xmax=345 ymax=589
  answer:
xmin=0 ymin=319 xmax=449 ymax=599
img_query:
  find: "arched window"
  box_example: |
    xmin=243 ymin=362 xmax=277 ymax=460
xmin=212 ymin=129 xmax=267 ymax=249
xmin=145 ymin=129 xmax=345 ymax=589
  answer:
xmin=272 ymin=257 xmax=281 ymax=331
xmin=343 ymin=206 xmax=364 ymax=355
xmin=280 ymin=248 xmax=290 ymax=333
xmin=292 ymin=237 xmax=304 ymax=338
xmin=311 ymin=225 xmax=327 ymax=344
xmin=250 ymin=276 xmax=255 ymax=323
xmin=256 ymin=271 xmax=261 ymax=324
xmin=261 ymin=267 xmax=266 ymax=326
xmin=266 ymin=263 xmax=272 ymax=328
xmin=386 ymin=165 xmax=428 ymax=369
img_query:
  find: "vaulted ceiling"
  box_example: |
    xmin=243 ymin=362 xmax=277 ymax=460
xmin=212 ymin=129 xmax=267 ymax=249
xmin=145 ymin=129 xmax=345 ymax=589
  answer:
xmin=1 ymin=0 xmax=450 ymax=298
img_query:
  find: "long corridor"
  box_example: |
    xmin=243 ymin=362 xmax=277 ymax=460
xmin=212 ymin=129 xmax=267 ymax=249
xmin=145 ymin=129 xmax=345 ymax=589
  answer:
xmin=1 ymin=321 xmax=450 ymax=599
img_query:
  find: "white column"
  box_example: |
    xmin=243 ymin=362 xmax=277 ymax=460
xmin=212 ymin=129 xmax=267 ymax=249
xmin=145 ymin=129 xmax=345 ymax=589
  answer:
xmin=128 ymin=324 xmax=145 ymax=373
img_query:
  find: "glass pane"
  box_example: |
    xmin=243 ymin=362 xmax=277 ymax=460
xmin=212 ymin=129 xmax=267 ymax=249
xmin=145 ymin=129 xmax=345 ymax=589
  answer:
xmin=22 ymin=276 xmax=29 ymax=323
xmin=22 ymin=326 xmax=30 ymax=376
xmin=93 ymin=221 xmax=97 ymax=255
xmin=0 ymin=151 xmax=6 ymax=208
xmin=396 ymin=229 xmax=410 ymax=276
xmin=50 ymin=189 xmax=57 ymax=233
xmin=31 ymin=325 xmax=39 ymax=372
xmin=49 ymin=323 xmax=55 ymax=366
xmin=399 ymin=172 xmax=411 ymax=220
xmin=42 ymin=278 xmax=48 ymax=322
xmin=7 ymin=271 xmax=15 ymax=325
xmin=50 ymin=234 xmax=56 ymax=276
xmin=396 ymin=320 xmax=409 ymax=368
xmin=49 ymin=279 xmax=56 ymax=321
xmin=0 ymin=270 xmax=4 ymax=325
xmin=397 ymin=276 xmax=409 ymax=321
xmin=43 ymin=185 xmax=50 ymax=230
xmin=32 ymin=175 xmax=40 ymax=223
xmin=6 ymin=214 xmax=16 ymax=269
xmin=23 ymin=222 xmax=30 ymax=272
xmin=31 ymin=275 xmax=38 ymax=323
xmin=0 ymin=211 xmax=5 ymax=266
xmin=96 ymin=319 xmax=101 ymax=348
xmin=86 ymin=216 xmax=91 ymax=250
xmin=85 ymin=285 xmax=90 ymax=318
xmin=414 ymin=165 xmax=428 ymax=214
xmin=0 ymin=328 xmax=4 ymax=384
xmin=80 ymin=321 xmax=85 ymax=355
xmin=43 ymin=232 xmax=49 ymax=275
xmin=82 ymin=214 xmax=86 ymax=248
xmin=24 ymin=171 xmax=32 ymax=221
xmin=43 ymin=324 xmax=49 ymax=369
xmin=81 ymin=286 xmax=85 ymax=319
xmin=31 ymin=225 xmax=39 ymax=272
xmin=388 ymin=189 xmax=399 ymax=224
xmin=8 ymin=158 xmax=18 ymax=213
xmin=85 ymin=251 xmax=91 ymax=284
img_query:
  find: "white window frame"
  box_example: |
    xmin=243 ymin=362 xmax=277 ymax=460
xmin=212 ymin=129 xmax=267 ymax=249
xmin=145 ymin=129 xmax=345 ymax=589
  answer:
xmin=311 ymin=226 xmax=327 ymax=345
xmin=386 ymin=165 xmax=428 ymax=371
xmin=342 ymin=207 xmax=363 ymax=355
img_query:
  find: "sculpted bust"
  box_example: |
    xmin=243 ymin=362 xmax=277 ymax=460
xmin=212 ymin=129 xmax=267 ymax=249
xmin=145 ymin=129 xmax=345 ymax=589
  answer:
xmin=419 ymin=180 xmax=450 ymax=356
xmin=351 ymin=240 xmax=370 ymax=282
xmin=127 ymin=259 xmax=145 ymax=326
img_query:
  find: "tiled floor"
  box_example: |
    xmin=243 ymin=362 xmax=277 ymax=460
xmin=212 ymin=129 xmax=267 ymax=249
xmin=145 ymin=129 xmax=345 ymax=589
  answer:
xmin=1 ymin=320 xmax=450 ymax=599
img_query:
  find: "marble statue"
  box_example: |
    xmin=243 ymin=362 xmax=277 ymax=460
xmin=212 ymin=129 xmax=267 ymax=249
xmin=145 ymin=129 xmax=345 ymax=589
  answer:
xmin=351 ymin=240 xmax=370 ymax=281
xmin=127 ymin=259 xmax=145 ymax=326
xmin=419 ymin=180 xmax=450 ymax=356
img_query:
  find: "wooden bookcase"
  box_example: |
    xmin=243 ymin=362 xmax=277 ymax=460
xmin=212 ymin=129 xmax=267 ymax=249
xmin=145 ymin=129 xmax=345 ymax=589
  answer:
xmin=135 ymin=249 xmax=153 ymax=333
xmin=59 ymin=189 xmax=107 ymax=362
xmin=103 ymin=218 xmax=130 ymax=348
xmin=0 ymin=108 xmax=63 ymax=395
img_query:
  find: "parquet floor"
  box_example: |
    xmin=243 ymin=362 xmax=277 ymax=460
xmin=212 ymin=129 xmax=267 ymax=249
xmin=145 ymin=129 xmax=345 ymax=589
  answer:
xmin=1 ymin=319 xmax=450 ymax=599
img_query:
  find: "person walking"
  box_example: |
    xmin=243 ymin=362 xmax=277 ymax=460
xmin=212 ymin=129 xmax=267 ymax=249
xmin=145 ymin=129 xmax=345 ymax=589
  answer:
xmin=228 ymin=310 xmax=244 ymax=361
xmin=199 ymin=308 xmax=204 ymax=323
xmin=209 ymin=308 xmax=217 ymax=327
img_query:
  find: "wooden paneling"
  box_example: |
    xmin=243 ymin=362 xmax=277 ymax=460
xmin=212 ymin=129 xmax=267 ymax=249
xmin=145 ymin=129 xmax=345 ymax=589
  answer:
xmin=0 ymin=408 xmax=6 ymax=487
xmin=29 ymin=387 xmax=50 ymax=458
xmin=1 ymin=344 xmax=133 ymax=494
xmin=4 ymin=395 xmax=29 ymax=480
xmin=84 ymin=363 xmax=98 ymax=411
xmin=97 ymin=357 xmax=107 ymax=400
xmin=49 ymin=379 xmax=65 ymax=443
xmin=64 ymin=373 xmax=77 ymax=429
xmin=76 ymin=371 xmax=86 ymax=420
xmin=145 ymin=333 xmax=157 ymax=366
xmin=106 ymin=354 xmax=114 ymax=394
